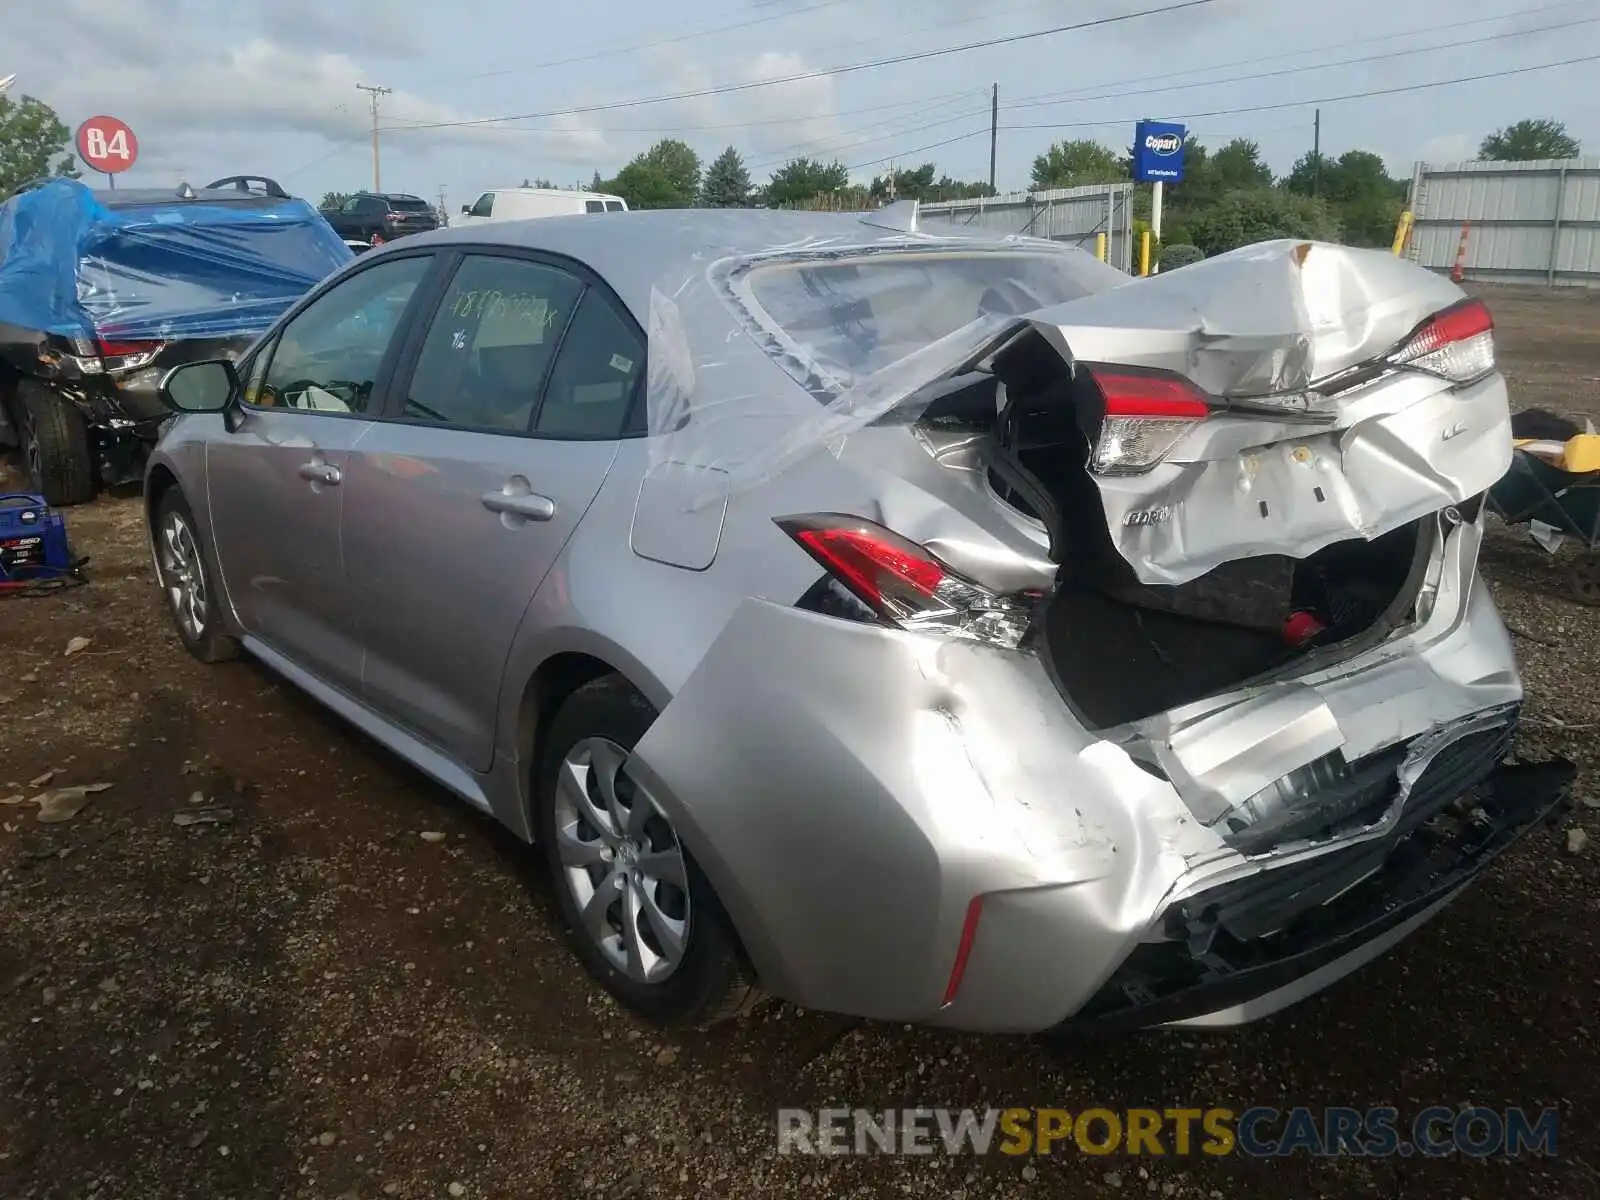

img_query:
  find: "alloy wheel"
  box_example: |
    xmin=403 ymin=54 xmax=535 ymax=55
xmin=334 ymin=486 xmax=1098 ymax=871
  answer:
xmin=158 ymin=510 xmax=208 ymax=640
xmin=552 ymin=737 xmax=692 ymax=984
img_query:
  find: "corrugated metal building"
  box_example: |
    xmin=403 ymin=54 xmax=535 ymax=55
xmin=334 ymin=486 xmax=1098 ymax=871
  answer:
xmin=918 ymin=183 xmax=1135 ymax=273
xmin=1407 ymin=157 xmax=1600 ymax=287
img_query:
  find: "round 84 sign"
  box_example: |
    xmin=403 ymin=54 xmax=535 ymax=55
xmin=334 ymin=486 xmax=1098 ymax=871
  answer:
xmin=76 ymin=115 xmax=139 ymax=175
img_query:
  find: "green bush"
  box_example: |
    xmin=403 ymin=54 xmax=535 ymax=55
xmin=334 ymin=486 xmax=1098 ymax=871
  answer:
xmin=1160 ymin=244 xmax=1204 ymax=270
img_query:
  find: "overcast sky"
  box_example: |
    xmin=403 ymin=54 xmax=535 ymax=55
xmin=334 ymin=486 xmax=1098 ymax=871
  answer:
xmin=8 ymin=0 xmax=1600 ymax=208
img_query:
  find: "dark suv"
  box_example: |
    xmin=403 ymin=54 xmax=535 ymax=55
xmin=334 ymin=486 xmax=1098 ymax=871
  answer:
xmin=0 ymin=176 xmax=351 ymax=505
xmin=320 ymin=192 xmax=441 ymax=246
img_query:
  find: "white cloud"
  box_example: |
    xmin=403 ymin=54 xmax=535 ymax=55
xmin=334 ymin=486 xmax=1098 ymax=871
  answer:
xmin=7 ymin=0 xmax=616 ymax=181
xmin=1418 ymin=133 xmax=1473 ymax=165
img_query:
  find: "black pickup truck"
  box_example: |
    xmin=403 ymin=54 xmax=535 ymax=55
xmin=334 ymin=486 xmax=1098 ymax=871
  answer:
xmin=319 ymin=192 xmax=440 ymax=246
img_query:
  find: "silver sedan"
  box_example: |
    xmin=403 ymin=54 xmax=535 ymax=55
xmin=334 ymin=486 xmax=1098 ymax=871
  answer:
xmin=145 ymin=208 xmax=1573 ymax=1032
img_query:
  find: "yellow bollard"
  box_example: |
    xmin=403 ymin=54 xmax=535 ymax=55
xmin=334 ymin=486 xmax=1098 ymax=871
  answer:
xmin=1391 ymin=210 xmax=1413 ymax=256
xmin=1139 ymin=230 xmax=1151 ymax=276
xmin=1095 ymin=232 xmax=1107 ymax=262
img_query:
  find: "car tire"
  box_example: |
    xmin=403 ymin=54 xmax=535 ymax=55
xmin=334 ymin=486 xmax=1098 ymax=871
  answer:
xmin=153 ymin=488 xmax=239 ymax=664
xmin=536 ymin=675 xmax=759 ymax=1029
xmin=16 ymin=379 xmax=94 ymax=507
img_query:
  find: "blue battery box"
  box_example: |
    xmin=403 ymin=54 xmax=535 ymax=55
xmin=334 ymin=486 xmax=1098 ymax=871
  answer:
xmin=0 ymin=493 xmax=84 ymax=590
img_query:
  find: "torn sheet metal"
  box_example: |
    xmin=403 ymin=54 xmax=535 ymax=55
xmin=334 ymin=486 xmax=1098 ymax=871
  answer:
xmin=638 ymin=218 xmax=1507 ymax=589
xmin=1035 ymin=240 xmax=1510 ymax=585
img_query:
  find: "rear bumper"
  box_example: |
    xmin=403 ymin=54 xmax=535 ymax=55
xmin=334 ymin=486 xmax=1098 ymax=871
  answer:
xmin=629 ymin=564 xmax=1539 ymax=1034
xmin=1063 ymin=757 xmax=1574 ymax=1032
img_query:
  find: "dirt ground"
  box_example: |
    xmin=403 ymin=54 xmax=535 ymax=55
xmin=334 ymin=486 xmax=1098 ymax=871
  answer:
xmin=3 ymin=284 xmax=1600 ymax=1200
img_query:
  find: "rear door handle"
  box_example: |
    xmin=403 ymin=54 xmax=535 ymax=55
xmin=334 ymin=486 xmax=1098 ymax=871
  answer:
xmin=298 ymin=461 xmax=342 ymax=485
xmin=481 ymin=491 xmax=555 ymax=521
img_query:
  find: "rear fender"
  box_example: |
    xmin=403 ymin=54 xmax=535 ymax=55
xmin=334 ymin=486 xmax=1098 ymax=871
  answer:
xmin=625 ymin=596 xmax=1208 ymax=1022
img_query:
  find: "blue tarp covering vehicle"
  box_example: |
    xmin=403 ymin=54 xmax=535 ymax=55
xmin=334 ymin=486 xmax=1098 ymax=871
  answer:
xmin=0 ymin=177 xmax=352 ymax=504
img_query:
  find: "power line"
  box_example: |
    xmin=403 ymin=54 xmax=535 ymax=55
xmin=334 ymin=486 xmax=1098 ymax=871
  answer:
xmin=747 ymin=14 xmax=1600 ymax=172
xmin=1000 ymin=0 xmax=1594 ymax=112
xmin=845 ymin=51 xmax=1599 ymax=179
xmin=381 ymin=0 xmax=1586 ymax=164
xmin=1000 ymin=52 xmax=1600 ymax=134
xmin=377 ymin=0 xmax=1217 ymax=134
xmin=383 ymin=86 xmax=987 ymax=139
xmin=999 ymin=11 xmax=1600 ymax=116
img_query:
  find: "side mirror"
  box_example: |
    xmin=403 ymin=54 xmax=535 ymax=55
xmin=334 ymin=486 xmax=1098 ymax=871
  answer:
xmin=461 ymin=204 xmax=471 ymax=215
xmin=159 ymin=358 xmax=239 ymax=414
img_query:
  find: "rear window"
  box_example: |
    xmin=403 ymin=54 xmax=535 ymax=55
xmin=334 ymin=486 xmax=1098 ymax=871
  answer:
xmin=76 ymin=219 xmax=350 ymax=326
xmin=389 ymin=197 xmax=433 ymax=212
xmin=585 ymin=200 xmax=604 ymax=213
xmin=743 ymin=249 xmax=1116 ymax=389
xmin=604 ymin=200 xmax=625 ymax=212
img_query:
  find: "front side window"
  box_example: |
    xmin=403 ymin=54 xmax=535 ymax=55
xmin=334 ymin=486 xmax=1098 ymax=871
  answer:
xmin=252 ymin=255 xmax=431 ymax=413
xmin=470 ymin=192 xmax=494 ymax=218
xmin=401 ymin=254 xmax=584 ymax=432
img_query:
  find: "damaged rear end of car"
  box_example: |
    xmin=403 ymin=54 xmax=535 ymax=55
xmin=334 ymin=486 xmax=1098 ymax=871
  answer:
xmin=628 ymin=223 xmax=1573 ymax=1033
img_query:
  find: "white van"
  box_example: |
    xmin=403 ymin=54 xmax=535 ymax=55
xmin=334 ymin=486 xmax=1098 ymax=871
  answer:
xmin=456 ymin=187 xmax=628 ymax=225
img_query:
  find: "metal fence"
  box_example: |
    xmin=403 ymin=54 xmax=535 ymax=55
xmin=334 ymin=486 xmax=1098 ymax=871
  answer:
xmin=918 ymin=183 xmax=1135 ymax=273
xmin=1406 ymin=157 xmax=1600 ymax=287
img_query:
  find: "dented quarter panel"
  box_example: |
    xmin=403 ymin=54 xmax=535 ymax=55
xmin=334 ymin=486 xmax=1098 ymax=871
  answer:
xmin=628 ymin=597 xmax=1219 ymax=1029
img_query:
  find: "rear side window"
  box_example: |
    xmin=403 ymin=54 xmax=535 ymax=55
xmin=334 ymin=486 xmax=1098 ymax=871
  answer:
xmin=469 ymin=193 xmax=494 ymax=218
xmin=584 ymin=200 xmax=604 ymax=213
xmin=536 ymin=292 xmax=644 ymax=437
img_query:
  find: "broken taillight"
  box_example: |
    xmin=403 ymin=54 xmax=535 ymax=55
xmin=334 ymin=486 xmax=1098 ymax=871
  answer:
xmin=1388 ymin=298 xmax=1495 ymax=384
xmin=775 ymin=513 xmax=1038 ymax=649
xmin=1085 ymin=366 xmax=1211 ymax=476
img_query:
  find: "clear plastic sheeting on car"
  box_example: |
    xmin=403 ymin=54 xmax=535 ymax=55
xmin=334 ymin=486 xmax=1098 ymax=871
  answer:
xmin=0 ymin=178 xmax=352 ymax=344
xmin=639 ymin=217 xmax=1129 ymax=508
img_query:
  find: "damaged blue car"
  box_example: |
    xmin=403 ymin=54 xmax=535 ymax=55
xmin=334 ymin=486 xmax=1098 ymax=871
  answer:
xmin=0 ymin=176 xmax=351 ymax=504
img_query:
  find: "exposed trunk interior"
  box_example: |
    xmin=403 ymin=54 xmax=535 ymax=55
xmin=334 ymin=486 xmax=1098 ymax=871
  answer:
xmin=913 ymin=327 xmax=1435 ymax=731
xmin=1037 ymin=524 xmax=1427 ymax=730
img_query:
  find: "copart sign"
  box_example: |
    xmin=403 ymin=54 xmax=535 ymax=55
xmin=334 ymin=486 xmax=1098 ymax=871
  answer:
xmin=1132 ymin=120 xmax=1186 ymax=183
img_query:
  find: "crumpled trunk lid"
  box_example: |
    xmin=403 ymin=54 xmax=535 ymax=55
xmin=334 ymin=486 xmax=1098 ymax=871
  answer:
xmin=1019 ymin=239 xmax=1512 ymax=587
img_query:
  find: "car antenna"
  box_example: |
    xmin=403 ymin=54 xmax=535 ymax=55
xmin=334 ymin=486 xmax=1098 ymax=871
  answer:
xmin=177 ymin=182 xmax=197 ymax=200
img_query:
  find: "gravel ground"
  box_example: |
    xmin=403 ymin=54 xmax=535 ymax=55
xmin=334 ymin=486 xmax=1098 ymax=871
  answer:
xmin=2 ymin=284 xmax=1599 ymax=1199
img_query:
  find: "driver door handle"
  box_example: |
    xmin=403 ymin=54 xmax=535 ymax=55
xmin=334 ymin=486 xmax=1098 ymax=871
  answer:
xmin=481 ymin=491 xmax=555 ymax=521
xmin=298 ymin=462 xmax=342 ymax=485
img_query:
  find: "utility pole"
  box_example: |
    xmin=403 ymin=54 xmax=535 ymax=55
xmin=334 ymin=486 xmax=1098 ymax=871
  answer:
xmin=1312 ymin=108 xmax=1321 ymax=198
xmin=356 ymin=83 xmax=392 ymax=192
xmin=989 ymin=83 xmax=998 ymax=192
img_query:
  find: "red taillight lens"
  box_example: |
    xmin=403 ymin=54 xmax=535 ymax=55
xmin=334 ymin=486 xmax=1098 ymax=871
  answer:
xmin=1084 ymin=365 xmax=1211 ymax=476
xmin=96 ymin=336 xmax=163 ymax=358
xmin=782 ymin=516 xmax=946 ymax=619
xmin=776 ymin=513 xmax=1038 ymax=648
xmin=384 ymin=211 xmax=406 ymax=222
xmin=1389 ymin=298 xmax=1495 ymax=383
